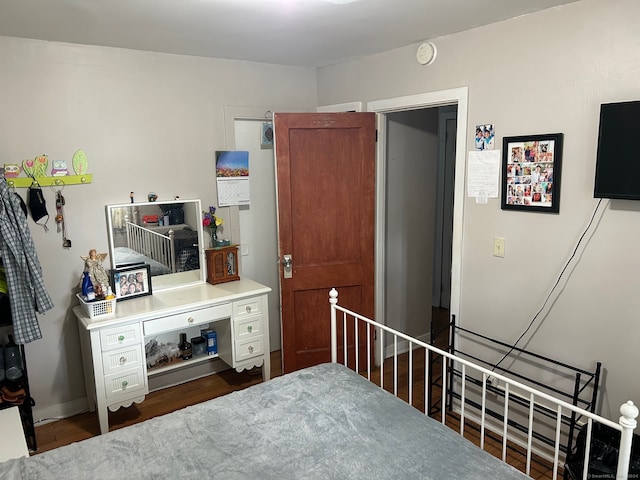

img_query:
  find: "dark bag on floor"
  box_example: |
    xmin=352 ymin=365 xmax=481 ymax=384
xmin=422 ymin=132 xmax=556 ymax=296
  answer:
xmin=564 ymin=422 xmax=640 ymax=479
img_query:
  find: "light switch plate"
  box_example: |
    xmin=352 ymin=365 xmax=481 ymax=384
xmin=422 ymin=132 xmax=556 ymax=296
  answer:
xmin=493 ymin=237 xmax=505 ymax=258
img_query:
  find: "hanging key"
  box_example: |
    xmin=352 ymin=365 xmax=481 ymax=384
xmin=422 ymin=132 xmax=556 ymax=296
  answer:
xmin=55 ymin=191 xmax=64 ymax=233
xmin=55 ymin=190 xmax=72 ymax=248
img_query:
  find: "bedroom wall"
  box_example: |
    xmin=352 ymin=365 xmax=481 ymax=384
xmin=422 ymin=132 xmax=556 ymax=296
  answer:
xmin=0 ymin=36 xmax=317 ymax=421
xmin=2 ymin=0 xmax=636 ymax=426
xmin=385 ymin=110 xmax=439 ymax=340
xmin=316 ymin=0 xmax=640 ymax=419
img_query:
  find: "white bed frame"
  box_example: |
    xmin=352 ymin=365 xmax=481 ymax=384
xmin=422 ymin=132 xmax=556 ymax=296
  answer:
xmin=329 ymin=288 xmax=638 ymax=480
xmin=125 ymin=221 xmax=177 ymax=273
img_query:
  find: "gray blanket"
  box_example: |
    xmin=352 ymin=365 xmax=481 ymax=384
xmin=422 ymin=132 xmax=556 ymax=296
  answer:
xmin=0 ymin=363 xmax=528 ymax=479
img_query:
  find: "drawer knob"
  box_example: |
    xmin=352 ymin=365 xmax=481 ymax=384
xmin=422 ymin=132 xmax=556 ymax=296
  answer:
xmin=188 ymin=317 xmax=194 ymax=324
xmin=246 ymin=306 xmax=252 ymax=313
xmin=248 ymin=345 xmax=254 ymax=354
xmin=118 ymin=335 xmax=125 ymax=342
xmin=247 ymin=325 xmax=252 ymax=333
xmin=122 ymin=380 xmax=129 ymax=388
xmin=119 ymin=356 xmax=126 ymax=365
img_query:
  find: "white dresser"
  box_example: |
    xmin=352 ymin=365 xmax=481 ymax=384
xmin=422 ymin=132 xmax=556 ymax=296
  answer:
xmin=74 ymin=278 xmax=271 ymax=434
xmin=0 ymin=407 xmax=29 ymax=462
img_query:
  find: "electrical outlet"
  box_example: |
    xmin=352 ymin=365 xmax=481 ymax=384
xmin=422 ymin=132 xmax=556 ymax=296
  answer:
xmin=493 ymin=237 xmax=505 ymax=258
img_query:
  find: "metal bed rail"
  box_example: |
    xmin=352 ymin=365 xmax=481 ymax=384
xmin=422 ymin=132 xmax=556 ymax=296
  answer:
xmin=431 ymin=316 xmax=602 ymax=460
xmin=329 ymin=288 xmax=638 ymax=480
xmin=125 ymin=221 xmax=176 ymax=273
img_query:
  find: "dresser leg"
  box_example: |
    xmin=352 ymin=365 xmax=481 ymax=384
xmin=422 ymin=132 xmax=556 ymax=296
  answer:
xmin=98 ymin=406 xmax=109 ymax=435
xmin=262 ymin=353 xmax=271 ymax=382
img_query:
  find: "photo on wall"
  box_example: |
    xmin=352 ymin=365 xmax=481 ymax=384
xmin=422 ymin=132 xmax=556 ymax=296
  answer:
xmin=475 ymin=124 xmax=495 ymax=151
xmin=261 ymin=122 xmax=274 ymax=148
xmin=501 ymin=133 xmax=563 ymax=213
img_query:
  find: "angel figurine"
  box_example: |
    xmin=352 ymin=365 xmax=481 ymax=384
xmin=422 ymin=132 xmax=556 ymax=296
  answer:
xmin=80 ymin=249 xmax=110 ymax=297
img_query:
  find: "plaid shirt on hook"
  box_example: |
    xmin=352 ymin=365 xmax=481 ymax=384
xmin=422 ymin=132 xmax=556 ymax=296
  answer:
xmin=0 ymin=177 xmax=54 ymax=343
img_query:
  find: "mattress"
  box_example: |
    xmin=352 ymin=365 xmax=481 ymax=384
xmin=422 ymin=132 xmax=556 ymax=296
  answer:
xmin=0 ymin=363 xmax=529 ymax=479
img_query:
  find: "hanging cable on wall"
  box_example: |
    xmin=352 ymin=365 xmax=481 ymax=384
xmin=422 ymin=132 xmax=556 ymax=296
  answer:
xmin=492 ymin=197 xmax=608 ymax=371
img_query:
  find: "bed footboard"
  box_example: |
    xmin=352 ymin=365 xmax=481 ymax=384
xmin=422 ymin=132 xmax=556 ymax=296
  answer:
xmin=125 ymin=222 xmax=177 ymax=273
xmin=329 ymin=288 xmax=638 ymax=480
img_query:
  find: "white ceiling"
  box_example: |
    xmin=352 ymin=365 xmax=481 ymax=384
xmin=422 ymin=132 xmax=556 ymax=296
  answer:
xmin=0 ymin=0 xmax=580 ymax=68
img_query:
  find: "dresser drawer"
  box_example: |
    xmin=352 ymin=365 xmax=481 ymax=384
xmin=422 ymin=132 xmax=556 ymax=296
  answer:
xmin=99 ymin=324 xmax=143 ymax=352
xmin=101 ymin=344 xmax=144 ymax=376
xmin=143 ymin=304 xmax=231 ymax=336
xmin=104 ymin=367 xmax=145 ymax=400
xmin=234 ymin=296 xmax=263 ymax=319
xmin=234 ymin=314 xmax=263 ymax=340
xmin=235 ymin=335 xmax=264 ymax=362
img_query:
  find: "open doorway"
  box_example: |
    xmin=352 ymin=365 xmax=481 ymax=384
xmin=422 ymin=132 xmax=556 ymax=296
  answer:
xmin=369 ymin=87 xmax=468 ymax=358
xmin=384 ymin=106 xmax=456 ymax=343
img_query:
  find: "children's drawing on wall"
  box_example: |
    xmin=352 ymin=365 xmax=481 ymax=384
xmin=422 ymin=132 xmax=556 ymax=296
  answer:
xmin=475 ymin=124 xmax=495 ymax=151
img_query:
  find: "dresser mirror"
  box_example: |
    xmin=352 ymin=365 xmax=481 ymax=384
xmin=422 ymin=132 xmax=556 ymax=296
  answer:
xmin=105 ymin=199 xmax=205 ymax=292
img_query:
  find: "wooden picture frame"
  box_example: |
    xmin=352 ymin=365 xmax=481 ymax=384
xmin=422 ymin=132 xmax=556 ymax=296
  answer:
xmin=501 ymin=133 xmax=563 ymax=213
xmin=111 ymin=264 xmax=152 ymax=301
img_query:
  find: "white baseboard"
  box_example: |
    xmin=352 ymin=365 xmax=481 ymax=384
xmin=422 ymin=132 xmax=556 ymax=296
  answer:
xmin=32 ymin=397 xmax=89 ymax=426
xmin=383 ymin=332 xmax=430 ymax=359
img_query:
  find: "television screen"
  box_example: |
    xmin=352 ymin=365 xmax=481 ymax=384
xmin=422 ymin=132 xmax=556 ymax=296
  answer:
xmin=594 ymin=100 xmax=640 ymax=200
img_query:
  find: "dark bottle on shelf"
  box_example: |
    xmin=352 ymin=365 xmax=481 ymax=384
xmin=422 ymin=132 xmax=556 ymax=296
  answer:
xmin=5 ymin=334 xmax=24 ymax=381
xmin=179 ymin=333 xmax=192 ymax=360
xmin=0 ymin=344 xmax=5 ymax=382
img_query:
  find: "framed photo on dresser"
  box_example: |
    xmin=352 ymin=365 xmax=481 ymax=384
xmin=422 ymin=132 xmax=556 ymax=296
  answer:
xmin=111 ymin=264 xmax=152 ymax=301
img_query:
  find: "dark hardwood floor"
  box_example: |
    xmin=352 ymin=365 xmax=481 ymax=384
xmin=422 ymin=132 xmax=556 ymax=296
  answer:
xmin=33 ymin=350 xmax=283 ymax=453
xmin=33 ymin=309 xmax=557 ymax=479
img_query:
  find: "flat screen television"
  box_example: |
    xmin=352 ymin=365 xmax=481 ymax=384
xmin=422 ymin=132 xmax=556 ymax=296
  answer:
xmin=593 ymin=100 xmax=640 ymax=200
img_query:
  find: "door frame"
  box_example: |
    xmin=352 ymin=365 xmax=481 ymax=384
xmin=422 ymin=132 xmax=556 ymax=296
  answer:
xmin=316 ymin=101 xmax=363 ymax=113
xmin=368 ymin=87 xmax=468 ymax=357
xmin=433 ymin=108 xmax=457 ymax=309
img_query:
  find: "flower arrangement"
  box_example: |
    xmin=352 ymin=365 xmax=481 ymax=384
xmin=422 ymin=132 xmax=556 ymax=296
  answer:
xmin=202 ymin=206 xmax=224 ymax=247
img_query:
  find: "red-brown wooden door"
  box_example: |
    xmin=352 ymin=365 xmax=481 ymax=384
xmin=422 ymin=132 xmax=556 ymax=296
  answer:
xmin=274 ymin=112 xmax=376 ymax=373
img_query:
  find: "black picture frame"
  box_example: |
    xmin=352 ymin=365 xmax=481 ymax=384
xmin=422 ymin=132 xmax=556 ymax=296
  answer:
xmin=501 ymin=133 xmax=563 ymax=213
xmin=111 ymin=264 xmax=152 ymax=301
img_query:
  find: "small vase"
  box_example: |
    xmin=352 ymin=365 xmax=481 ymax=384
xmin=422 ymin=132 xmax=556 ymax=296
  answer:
xmin=210 ymin=228 xmax=218 ymax=248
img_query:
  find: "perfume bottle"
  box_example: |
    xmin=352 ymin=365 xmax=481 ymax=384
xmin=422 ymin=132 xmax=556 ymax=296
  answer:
xmin=179 ymin=333 xmax=192 ymax=360
xmin=105 ymin=286 xmax=115 ymax=313
xmin=105 ymin=286 xmax=115 ymax=299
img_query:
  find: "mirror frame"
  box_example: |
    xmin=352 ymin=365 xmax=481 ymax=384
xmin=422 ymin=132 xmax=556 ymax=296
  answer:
xmin=105 ymin=199 xmax=206 ymax=293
